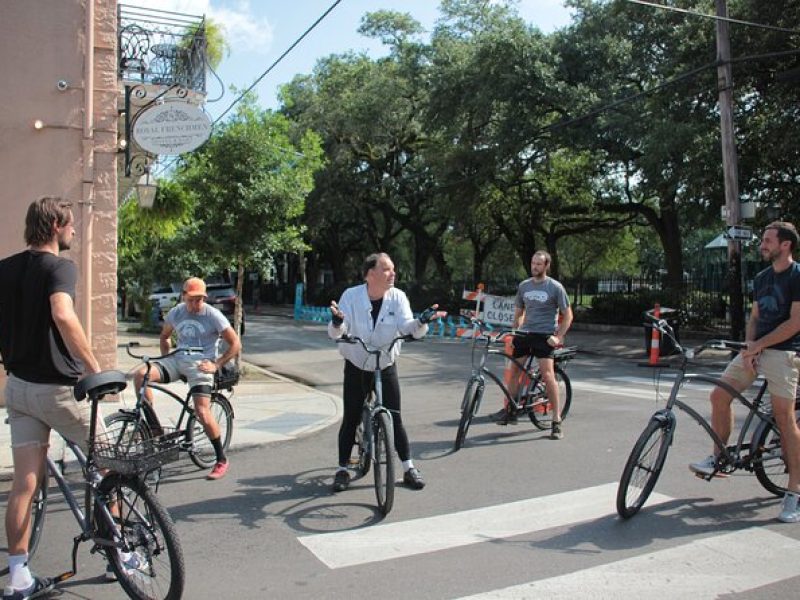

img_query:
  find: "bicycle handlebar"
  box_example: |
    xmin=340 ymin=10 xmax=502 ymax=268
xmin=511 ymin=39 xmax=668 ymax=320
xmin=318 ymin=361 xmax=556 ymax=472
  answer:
xmin=125 ymin=342 xmax=204 ymax=363
xmin=643 ymin=313 xmax=747 ymax=360
xmin=335 ymin=334 xmax=416 ymax=358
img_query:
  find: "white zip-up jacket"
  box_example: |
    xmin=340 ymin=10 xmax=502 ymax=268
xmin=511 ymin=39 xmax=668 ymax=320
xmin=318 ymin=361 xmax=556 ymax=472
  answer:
xmin=328 ymin=284 xmax=428 ymax=371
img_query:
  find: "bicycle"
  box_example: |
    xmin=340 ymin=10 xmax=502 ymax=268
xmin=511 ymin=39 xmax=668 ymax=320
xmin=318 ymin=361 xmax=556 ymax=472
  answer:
xmin=335 ymin=334 xmax=414 ymax=516
xmin=2 ymin=371 xmax=185 ymax=599
xmin=454 ymin=319 xmax=576 ymax=451
xmin=617 ymin=313 xmax=799 ymax=519
xmin=105 ymin=344 xmax=235 ymax=473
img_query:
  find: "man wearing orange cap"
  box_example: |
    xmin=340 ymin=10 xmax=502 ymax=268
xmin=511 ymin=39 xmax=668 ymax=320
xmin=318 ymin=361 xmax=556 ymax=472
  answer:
xmin=133 ymin=276 xmax=241 ymax=480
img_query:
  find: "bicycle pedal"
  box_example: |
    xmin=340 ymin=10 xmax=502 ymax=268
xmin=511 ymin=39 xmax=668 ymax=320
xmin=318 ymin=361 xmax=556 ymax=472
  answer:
xmin=55 ymin=570 xmax=75 ymax=583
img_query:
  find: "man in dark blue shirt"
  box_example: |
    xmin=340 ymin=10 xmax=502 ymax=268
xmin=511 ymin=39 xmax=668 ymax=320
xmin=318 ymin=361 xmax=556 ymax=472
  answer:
xmin=690 ymin=221 xmax=800 ymax=523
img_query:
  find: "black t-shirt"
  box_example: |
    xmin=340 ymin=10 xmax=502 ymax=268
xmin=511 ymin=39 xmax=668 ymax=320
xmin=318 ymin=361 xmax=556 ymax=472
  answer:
xmin=753 ymin=262 xmax=800 ymax=351
xmin=0 ymin=250 xmax=83 ymax=384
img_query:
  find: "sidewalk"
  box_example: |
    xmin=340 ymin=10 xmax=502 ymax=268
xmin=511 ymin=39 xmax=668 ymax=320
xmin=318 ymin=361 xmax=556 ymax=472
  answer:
xmin=0 ymin=316 xmax=705 ymax=480
xmin=0 ymin=327 xmax=342 ymax=481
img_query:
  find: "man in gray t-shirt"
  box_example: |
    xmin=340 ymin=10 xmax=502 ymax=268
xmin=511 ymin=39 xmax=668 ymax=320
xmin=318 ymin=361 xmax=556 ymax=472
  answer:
xmin=493 ymin=251 xmax=573 ymax=439
xmin=133 ymin=277 xmax=241 ymax=480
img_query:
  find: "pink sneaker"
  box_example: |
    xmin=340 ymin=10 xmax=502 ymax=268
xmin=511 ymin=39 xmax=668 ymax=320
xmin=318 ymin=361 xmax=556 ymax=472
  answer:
xmin=207 ymin=461 xmax=229 ymax=480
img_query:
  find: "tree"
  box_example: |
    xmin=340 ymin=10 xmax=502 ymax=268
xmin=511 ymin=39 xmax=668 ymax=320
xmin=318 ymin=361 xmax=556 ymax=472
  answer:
xmin=177 ymin=99 xmax=323 ymax=334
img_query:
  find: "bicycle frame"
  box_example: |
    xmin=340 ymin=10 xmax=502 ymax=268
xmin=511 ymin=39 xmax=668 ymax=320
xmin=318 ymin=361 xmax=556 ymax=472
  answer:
xmin=37 ymin=399 xmax=131 ymax=583
xmin=657 ymin=369 xmax=776 ymax=472
xmin=121 ymin=344 xmax=235 ymax=444
xmin=467 ymin=327 xmax=572 ymax=412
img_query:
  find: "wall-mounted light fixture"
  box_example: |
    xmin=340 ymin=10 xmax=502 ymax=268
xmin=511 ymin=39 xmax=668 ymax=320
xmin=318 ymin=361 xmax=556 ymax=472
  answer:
xmin=32 ymin=119 xmax=78 ymax=131
xmin=136 ymin=170 xmax=157 ymax=208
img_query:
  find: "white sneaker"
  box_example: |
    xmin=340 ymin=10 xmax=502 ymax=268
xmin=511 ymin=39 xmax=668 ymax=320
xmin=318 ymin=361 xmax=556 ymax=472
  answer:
xmin=689 ymin=455 xmax=729 ymax=478
xmin=106 ymin=550 xmax=148 ymax=581
xmin=689 ymin=455 xmax=716 ymax=476
xmin=778 ymin=492 xmax=800 ymax=523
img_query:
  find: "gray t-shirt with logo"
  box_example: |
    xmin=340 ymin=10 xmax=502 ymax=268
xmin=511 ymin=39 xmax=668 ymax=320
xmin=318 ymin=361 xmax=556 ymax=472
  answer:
xmin=165 ymin=303 xmax=230 ymax=359
xmin=515 ymin=277 xmax=570 ymax=334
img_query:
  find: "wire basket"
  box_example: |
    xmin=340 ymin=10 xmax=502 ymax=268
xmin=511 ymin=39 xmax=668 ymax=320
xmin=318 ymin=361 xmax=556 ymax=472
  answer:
xmin=93 ymin=428 xmax=183 ymax=475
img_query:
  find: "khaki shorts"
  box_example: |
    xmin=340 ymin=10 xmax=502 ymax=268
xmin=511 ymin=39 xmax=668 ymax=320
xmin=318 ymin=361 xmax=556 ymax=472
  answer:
xmin=723 ymin=349 xmax=800 ymax=400
xmin=5 ymin=374 xmax=105 ymax=452
xmin=155 ymin=352 xmax=214 ymax=395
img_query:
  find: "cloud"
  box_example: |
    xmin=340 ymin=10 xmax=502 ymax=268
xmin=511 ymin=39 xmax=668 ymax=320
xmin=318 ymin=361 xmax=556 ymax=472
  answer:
xmin=123 ymin=0 xmax=273 ymax=53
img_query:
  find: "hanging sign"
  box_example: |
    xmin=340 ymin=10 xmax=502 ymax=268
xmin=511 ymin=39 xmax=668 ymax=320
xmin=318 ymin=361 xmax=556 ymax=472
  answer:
xmin=132 ymin=101 xmax=212 ymax=155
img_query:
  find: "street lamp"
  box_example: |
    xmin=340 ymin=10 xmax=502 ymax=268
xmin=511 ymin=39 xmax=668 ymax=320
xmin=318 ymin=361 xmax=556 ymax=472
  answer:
xmin=136 ymin=170 xmax=157 ymax=208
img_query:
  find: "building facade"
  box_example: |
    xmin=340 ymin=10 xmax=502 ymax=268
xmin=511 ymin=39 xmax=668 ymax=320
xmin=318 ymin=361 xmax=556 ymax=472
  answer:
xmin=0 ymin=1 xmax=120 ymax=398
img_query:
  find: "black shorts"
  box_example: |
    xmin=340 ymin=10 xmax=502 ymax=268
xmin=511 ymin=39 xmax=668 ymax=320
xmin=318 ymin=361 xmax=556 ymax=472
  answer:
xmin=512 ymin=332 xmax=555 ymax=359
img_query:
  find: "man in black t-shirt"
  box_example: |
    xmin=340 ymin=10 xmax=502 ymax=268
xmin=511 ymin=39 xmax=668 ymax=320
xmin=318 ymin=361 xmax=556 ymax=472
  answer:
xmin=689 ymin=221 xmax=800 ymax=523
xmin=0 ymin=197 xmax=101 ymax=599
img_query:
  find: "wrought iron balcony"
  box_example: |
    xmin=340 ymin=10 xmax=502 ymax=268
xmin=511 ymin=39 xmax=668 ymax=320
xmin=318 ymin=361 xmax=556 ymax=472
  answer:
xmin=118 ymin=3 xmax=207 ymax=95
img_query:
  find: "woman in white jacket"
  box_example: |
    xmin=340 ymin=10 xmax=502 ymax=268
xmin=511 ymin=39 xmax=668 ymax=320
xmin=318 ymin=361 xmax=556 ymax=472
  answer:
xmin=328 ymin=252 xmax=446 ymax=493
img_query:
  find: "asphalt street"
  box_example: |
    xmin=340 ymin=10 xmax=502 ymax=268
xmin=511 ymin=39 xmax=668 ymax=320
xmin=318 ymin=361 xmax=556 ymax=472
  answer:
xmin=2 ymin=314 xmax=799 ymax=599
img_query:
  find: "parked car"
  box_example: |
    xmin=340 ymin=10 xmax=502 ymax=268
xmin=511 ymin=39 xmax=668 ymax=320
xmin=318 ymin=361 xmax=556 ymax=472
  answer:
xmin=148 ymin=283 xmax=181 ymax=311
xmin=206 ymin=283 xmax=245 ymax=335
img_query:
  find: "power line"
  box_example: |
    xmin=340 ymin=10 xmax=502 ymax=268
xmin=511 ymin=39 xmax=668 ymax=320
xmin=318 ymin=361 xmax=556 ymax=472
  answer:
xmin=212 ymin=0 xmax=344 ymax=125
xmin=625 ymin=0 xmax=800 ymax=34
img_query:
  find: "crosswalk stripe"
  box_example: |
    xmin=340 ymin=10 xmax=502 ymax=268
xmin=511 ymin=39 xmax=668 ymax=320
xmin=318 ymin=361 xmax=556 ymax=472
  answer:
xmin=298 ymin=483 xmax=672 ymax=569
xmin=453 ymin=527 xmax=800 ymax=599
xmin=571 ymin=381 xmax=657 ymax=399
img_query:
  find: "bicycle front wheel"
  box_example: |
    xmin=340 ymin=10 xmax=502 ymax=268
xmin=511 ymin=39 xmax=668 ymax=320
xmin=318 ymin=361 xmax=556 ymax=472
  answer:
xmin=354 ymin=405 xmax=371 ymax=477
xmin=455 ymin=377 xmax=483 ymax=451
xmin=617 ymin=417 xmax=673 ymax=519
xmin=97 ymin=474 xmax=185 ymax=600
xmin=527 ymin=366 xmax=572 ymax=430
xmin=188 ymin=393 xmax=234 ymax=468
xmin=373 ymin=411 xmax=395 ymax=516
xmin=752 ymin=402 xmax=800 ymax=496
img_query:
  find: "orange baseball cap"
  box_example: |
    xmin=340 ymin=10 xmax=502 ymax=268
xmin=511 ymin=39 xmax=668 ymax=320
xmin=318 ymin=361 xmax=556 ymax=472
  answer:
xmin=183 ymin=277 xmax=207 ymax=297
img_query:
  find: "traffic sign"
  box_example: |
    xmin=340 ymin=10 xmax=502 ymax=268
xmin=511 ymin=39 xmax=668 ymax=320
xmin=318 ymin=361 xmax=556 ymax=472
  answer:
xmin=726 ymin=225 xmax=753 ymax=241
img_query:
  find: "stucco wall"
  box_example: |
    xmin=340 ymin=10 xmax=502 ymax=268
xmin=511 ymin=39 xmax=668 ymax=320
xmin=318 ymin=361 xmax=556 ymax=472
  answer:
xmin=0 ymin=0 xmax=119 ymax=397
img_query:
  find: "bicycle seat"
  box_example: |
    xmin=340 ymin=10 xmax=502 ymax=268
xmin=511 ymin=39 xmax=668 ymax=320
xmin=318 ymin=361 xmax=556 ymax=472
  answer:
xmin=74 ymin=370 xmax=127 ymax=401
xmin=553 ymin=346 xmax=578 ymax=361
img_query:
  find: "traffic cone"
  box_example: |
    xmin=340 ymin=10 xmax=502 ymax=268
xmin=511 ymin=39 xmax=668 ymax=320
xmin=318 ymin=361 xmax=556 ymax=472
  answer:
xmin=648 ymin=303 xmax=661 ymax=366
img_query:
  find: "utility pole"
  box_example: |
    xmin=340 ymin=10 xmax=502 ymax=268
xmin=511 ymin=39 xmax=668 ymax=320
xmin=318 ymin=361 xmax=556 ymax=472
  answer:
xmin=716 ymin=0 xmax=744 ymax=340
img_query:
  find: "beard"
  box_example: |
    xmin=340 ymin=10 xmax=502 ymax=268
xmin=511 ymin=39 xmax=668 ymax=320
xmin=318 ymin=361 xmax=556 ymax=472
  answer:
xmin=58 ymin=237 xmax=71 ymax=251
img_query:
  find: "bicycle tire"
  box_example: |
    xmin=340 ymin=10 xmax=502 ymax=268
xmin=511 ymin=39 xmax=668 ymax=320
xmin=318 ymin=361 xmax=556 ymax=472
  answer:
xmin=27 ymin=470 xmax=48 ymax=560
xmin=455 ymin=377 xmax=483 ymax=451
xmin=751 ymin=402 xmax=800 ymax=497
xmin=188 ymin=393 xmax=234 ymax=469
xmin=617 ymin=417 xmax=672 ymax=519
xmin=354 ymin=405 xmax=371 ymax=477
xmin=373 ymin=411 xmax=395 ymax=516
xmin=105 ymin=412 xmax=154 ymax=445
xmin=0 ymin=474 xmax=48 ymax=578
xmin=97 ymin=473 xmax=185 ymax=600
xmin=527 ymin=366 xmax=572 ymax=430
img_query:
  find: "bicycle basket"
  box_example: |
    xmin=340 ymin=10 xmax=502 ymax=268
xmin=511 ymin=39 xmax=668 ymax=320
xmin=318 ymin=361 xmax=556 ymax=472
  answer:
xmin=215 ymin=363 xmax=240 ymax=390
xmin=93 ymin=428 xmax=182 ymax=475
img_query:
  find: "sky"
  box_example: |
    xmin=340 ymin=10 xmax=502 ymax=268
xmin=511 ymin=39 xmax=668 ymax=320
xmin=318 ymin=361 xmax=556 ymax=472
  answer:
xmin=127 ymin=1 xmax=575 ymax=120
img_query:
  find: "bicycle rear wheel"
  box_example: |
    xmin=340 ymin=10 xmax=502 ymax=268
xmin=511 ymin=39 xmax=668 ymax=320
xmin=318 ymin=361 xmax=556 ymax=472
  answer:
xmin=97 ymin=474 xmax=185 ymax=600
xmin=527 ymin=366 xmax=572 ymax=430
xmin=0 ymin=475 xmax=47 ymax=578
xmin=373 ymin=411 xmax=395 ymax=516
xmin=617 ymin=416 xmax=673 ymax=519
xmin=752 ymin=402 xmax=800 ymax=497
xmin=105 ymin=412 xmax=154 ymax=446
xmin=188 ymin=393 xmax=233 ymax=468
xmin=455 ymin=377 xmax=483 ymax=451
